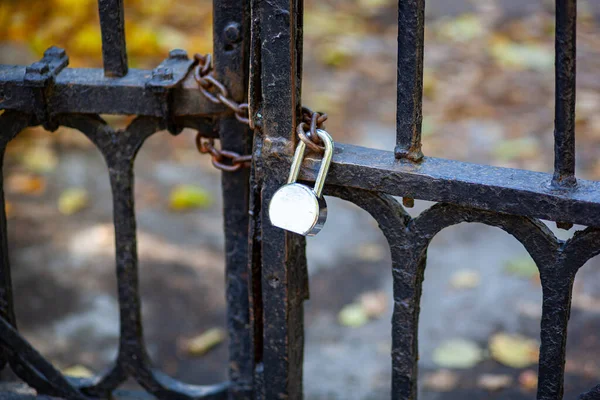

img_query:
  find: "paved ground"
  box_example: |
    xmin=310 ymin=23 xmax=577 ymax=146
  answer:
xmin=3 ymin=134 xmax=600 ymax=398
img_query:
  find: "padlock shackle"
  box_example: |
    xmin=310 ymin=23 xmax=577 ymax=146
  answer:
xmin=287 ymin=129 xmax=334 ymax=198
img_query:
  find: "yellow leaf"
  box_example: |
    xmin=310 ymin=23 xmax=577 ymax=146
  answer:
xmin=504 ymin=256 xmax=539 ymax=279
xmin=449 ymin=269 xmax=480 ymax=290
xmin=58 ymin=188 xmax=89 ymax=215
xmin=5 ymin=201 xmax=14 ymax=218
xmin=438 ymin=14 xmax=485 ymax=43
xmin=62 ymin=365 xmax=94 ymax=378
xmin=181 ymin=328 xmax=226 ymax=357
xmin=126 ymin=21 xmax=161 ymax=57
xmin=169 ymin=185 xmax=213 ymax=211
xmin=21 ymin=146 xmax=58 ymax=173
xmin=489 ymin=37 xmax=554 ymax=71
xmin=70 ymin=25 xmax=102 ymax=57
xmin=338 ymin=303 xmax=369 ymax=328
xmin=53 ymin=0 xmax=94 ymax=21
xmin=432 ymin=339 xmax=483 ymax=369
xmin=493 ymin=137 xmax=539 ymax=162
xmin=489 ymin=333 xmax=539 ymax=368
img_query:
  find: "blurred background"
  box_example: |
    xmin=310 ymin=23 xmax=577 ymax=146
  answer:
xmin=0 ymin=0 xmax=599 ymax=398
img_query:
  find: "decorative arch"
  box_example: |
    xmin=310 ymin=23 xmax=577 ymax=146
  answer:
xmin=326 ymin=186 xmax=600 ymax=400
xmin=0 ymin=112 xmax=230 ymax=399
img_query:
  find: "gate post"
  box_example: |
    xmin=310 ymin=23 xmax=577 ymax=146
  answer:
xmin=212 ymin=0 xmax=254 ymax=398
xmin=249 ymin=0 xmax=308 ymax=398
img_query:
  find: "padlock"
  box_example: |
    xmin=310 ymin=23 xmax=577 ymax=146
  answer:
xmin=268 ymin=129 xmax=334 ymax=236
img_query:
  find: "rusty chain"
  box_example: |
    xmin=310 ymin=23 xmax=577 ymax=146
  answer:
xmin=193 ymin=53 xmax=328 ymax=171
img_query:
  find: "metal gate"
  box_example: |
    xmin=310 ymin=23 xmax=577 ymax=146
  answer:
xmin=0 ymin=0 xmax=599 ymax=399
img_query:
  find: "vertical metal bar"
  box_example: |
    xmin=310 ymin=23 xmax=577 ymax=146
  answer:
xmin=552 ymin=0 xmax=577 ymax=188
xmin=98 ymin=0 xmax=128 ymax=77
xmin=395 ymin=0 xmax=425 ymax=162
xmin=212 ymin=0 xmax=254 ymax=398
xmin=536 ymin=274 xmax=574 ymax=400
xmin=255 ymin=0 xmax=307 ymax=397
xmin=0 ymin=112 xmax=29 ymax=370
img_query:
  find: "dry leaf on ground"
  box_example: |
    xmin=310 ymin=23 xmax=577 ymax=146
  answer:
xmin=422 ymin=369 xmax=459 ymax=392
xmin=180 ymin=327 xmax=226 ymax=357
xmin=432 ymin=339 xmax=483 ymax=369
xmin=5 ymin=202 xmax=13 ymax=218
xmin=58 ymin=188 xmax=89 ymax=215
xmin=338 ymin=303 xmax=369 ymax=328
xmin=169 ymin=185 xmax=213 ymax=211
xmin=21 ymin=146 xmax=58 ymax=173
xmin=7 ymin=174 xmax=46 ymax=196
xmin=519 ymin=369 xmax=538 ymax=391
xmin=359 ymin=291 xmax=387 ymax=319
xmin=449 ymin=269 xmax=481 ymax=290
xmin=489 ymin=333 xmax=539 ymax=368
xmin=477 ymin=374 xmax=513 ymax=391
xmin=354 ymin=243 xmax=386 ymax=262
xmin=62 ymin=365 xmax=94 ymax=378
xmin=504 ymin=256 xmax=539 ymax=279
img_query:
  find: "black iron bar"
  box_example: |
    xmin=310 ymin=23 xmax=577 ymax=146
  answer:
xmin=280 ymin=142 xmax=600 ymax=227
xmin=98 ymin=0 xmax=128 ymax=77
xmin=212 ymin=0 xmax=254 ymax=397
xmin=0 ymin=67 xmax=225 ymax=117
xmin=255 ymin=0 xmax=308 ymax=397
xmin=395 ymin=0 xmax=425 ymax=162
xmin=553 ymin=0 xmax=577 ymax=188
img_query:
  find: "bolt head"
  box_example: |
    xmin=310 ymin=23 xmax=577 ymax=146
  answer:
xmin=224 ymin=22 xmax=242 ymax=45
xmin=168 ymin=49 xmax=188 ymax=60
xmin=153 ymin=67 xmax=174 ymax=81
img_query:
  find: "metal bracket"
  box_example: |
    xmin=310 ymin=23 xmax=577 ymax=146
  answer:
xmin=146 ymin=49 xmax=196 ymax=135
xmin=23 ymin=46 xmax=69 ymax=131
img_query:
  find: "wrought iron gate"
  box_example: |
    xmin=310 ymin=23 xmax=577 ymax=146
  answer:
xmin=0 ymin=0 xmax=599 ymax=399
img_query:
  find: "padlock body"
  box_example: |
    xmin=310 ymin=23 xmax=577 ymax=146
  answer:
xmin=268 ymin=183 xmax=327 ymax=236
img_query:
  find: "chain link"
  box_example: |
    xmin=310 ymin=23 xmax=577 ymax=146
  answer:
xmin=193 ymin=53 xmax=329 ymax=170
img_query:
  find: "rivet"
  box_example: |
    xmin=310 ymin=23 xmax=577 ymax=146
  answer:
xmin=224 ymin=22 xmax=242 ymax=45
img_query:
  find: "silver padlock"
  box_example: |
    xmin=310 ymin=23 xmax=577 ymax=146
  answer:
xmin=269 ymin=129 xmax=334 ymax=236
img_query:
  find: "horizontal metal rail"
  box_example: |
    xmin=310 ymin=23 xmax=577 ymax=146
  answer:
xmin=0 ymin=65 xmax=226 ymax=117
xmin=262 ymin=142 xmax=600 ymax=227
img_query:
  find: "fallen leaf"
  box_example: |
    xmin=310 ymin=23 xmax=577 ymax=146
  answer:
xmin=422 ymin=369 xmax=459 ymax=392
xmin=421 ymin=116 xmax=438 ymax=138
xmin=58 ymin=188 xmax=89 ymax=215
xmin=355 ymin=243 xmax=386 ymax=262
xmin=489 ymin=333 xmax=539 ymax=368
xmin=517 ymin=301 xmax=543 ymax=319
xmin=432 ymin=339 xmax=483 ymax=369
xmin=169 ymin=185 xmax=213 ymax=211
xmin=7 ymin=174 xmax=46 ymax=196
xmin=489 ymin=37 xmax=554 ymax=71
xmin=181 ymin=327 xmax=226 ymax=357
xmin=5 ymin=201 xmax=13 ymax=218
xmin=477 ymin=374 xmax=513 ymax=391
xmin=504 ymin=256 xmax=539 ymax=279
xmin=438 ymin=14 xmax=485 ymax=43
xmin=449 ymin=269 xmax=481 ymax=290
xmin=21 ymin=146 xmax=58 ymax=173
xmin=493 ymin=137 xmax=540 ymax=162
xmin=359 ymin=291 xmax=387 ymax=319
xmin=62 ymin=365 xmax=93 ymax=378
xmin=519 ymin=369 xmax=538 ymax=391
xmin=320 ymin=43 xmax=356 ymax=68
xmin=338 ymin=303 xmax=369 ymax=328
